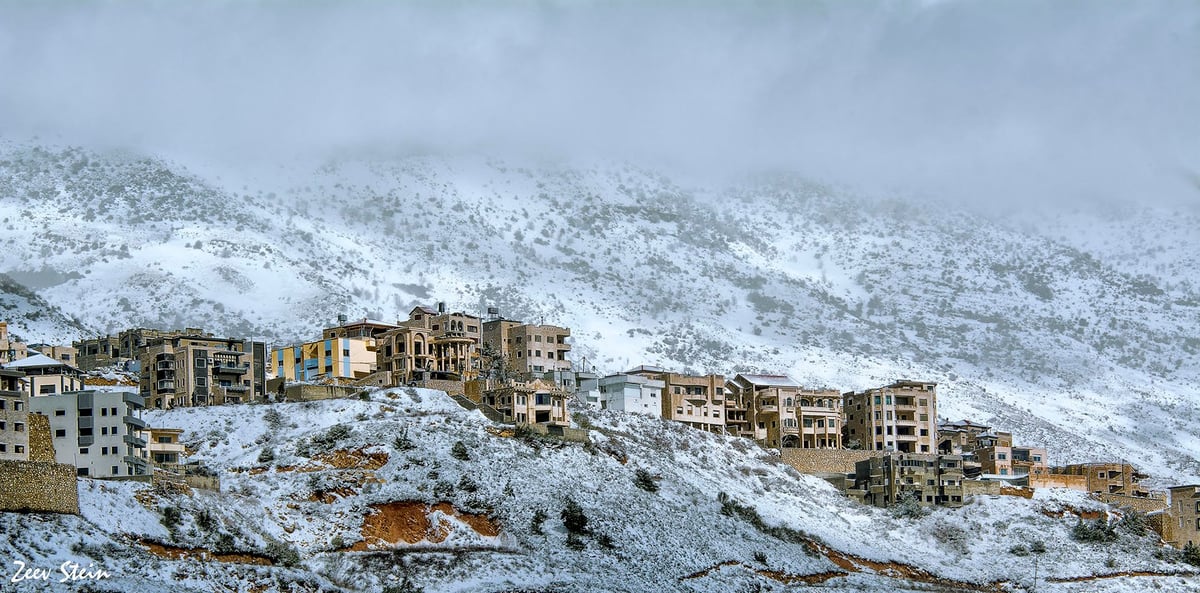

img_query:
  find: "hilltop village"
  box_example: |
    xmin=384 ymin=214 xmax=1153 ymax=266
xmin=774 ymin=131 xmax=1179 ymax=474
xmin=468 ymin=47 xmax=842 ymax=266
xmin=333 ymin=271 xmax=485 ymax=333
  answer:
xmin=0 ymin=309 xmax=1197 ymax=552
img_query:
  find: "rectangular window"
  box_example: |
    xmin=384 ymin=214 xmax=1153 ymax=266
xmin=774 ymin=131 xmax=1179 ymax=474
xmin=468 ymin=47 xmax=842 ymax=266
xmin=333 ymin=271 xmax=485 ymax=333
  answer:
xmin=111 ymin=407 xmax=117 ymax=416
xmin=79 ymin=408 xmax=92 ymax=417
xmin=0 ymin=444 xmax=5 ymax=452
xmin=39 ymin=385 xmax=56 ymax=394
xmin=14 ymin=423 xmax=24 ymax=433
xmin=342 ymin=349 xmax=350 ymax=356
xmin=919 ymin=414 xmax=928 ymax=421
xmin=101 ymin=427 xmax=108 ymax=435
xmin=112 ymin=466 xmax=119 ymax=475
xmin=77 ymin=467 xmax=88 ymax=476
xmin=100 ymin=408 xmax=108 ymax=416
xmin=873 ymin=395 xmax=881 ymax=405
xmin=79 ymin=448 xmax=88 ymax=454
xmin=101 ymin=447 xmax=108 ymax=455
xmin=196 ymin=377 xmax=207 ymax=387
xmin=885 ymin=395 xmax=892 ymax=405
xmin=919 ymin=399 xmax=928 ymax=406
xmin=55 ymin=429 xmax=66 ymax=438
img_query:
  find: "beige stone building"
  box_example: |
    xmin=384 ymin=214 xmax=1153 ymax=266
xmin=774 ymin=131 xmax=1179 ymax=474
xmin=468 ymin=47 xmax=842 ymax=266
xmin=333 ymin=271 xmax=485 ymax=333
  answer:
xmin=1158 ymin=485 xmax=1200 ymax=549
xmin=74 ymin=335 xmax=121 ymax=370
xmin=377 ymin=306 xmax=482 ymax=385
xmin=322 ymin=318 xmax=400 ymax=340
xmin=853 ymin=453 xmax=966 ymax=508
xmin=139 ymin=333 xmax=267 ymax=409
xmin=0 ymin=368 xmax=29 ymax=460
xmin=936 ymin=419 xmax=993 ymax=454
xmin=0 ymin=321 xmax=28 ymax=364
xmin=843 ymin=380 xmax=937 ymax=453
xmin=1037 ymin=462 xmax=1151 ymax=498
xmin=138 ymin=427 xmax=186 ymax=466
xmin=2 ymin=353 xmax=85 ymax=397
xmin=624 ymin=366 xmax=726 ymax=433
xmin=29 ymin=344 xmax=79 ymax=368
xmin=482 ymin=318 xmax=571 ymax=376
xmin=480 ymin=378 xmax=571 ymax=426
xmin=724 ymin=374 xmax=841 ymax=449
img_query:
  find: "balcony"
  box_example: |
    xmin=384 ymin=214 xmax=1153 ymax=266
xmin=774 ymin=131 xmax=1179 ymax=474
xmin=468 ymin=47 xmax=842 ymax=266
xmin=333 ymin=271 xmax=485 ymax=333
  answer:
xmin=124 ymin=434 xmax=147 ymax=448
xmin=156 ymin=360 xmax=175 ymax=370
xmin=212 ymin=362 xmax=249 ymax=375
xmin=123 ymin=415 xmax=148 ymax=430
xmin=123 ymin=392 xmax=145 ymax=409
xmin=222 ymin=385 xmax=250 ymax=393
xmin=156 ymin=381 xmax=175 ymax=391
xmin=77 ymin=416 xmax=93 ymax=429
xmin=757 ymin=404 xmax=779 ymax=413
xmin=124 ymin=455 xmax=149 ymax=470
xmin=77 ymin=435 xmax=94 ymax=447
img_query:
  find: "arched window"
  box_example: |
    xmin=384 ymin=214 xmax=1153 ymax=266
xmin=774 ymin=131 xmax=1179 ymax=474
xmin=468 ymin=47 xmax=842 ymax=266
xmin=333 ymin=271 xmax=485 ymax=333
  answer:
xmin=785 ymin=397 xmax=793 ymax=407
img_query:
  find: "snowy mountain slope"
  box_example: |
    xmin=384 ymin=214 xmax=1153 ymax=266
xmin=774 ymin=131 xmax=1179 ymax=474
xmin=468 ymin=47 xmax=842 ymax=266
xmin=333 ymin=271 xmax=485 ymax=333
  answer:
xmin=1 ymin=142 xmax=1199 ymax=483
xmin=5 ymin=390 xmax=1197 ymax=593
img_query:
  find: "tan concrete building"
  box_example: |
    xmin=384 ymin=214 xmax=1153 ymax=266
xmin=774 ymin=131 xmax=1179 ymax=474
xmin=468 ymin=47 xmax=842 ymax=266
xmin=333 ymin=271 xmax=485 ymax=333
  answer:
xmin=843 ymin=380 xmax=937 ymax=453
xmin=0 ymin=368 xmax=29 ymax=460
xmin=322 ymin=317 xmax=400 ymax=340
xmin=936 ymin=419 xmax=993 ymax=454
xmin=724 ymin=374 xmax=841 ymax=449
xmin=2 ymin=353 xmax=85 ymax=397
xmin=482 ymin=318 xmax=571 ymax=376
xmin=377 ymin=306 xmax=483 ymax=385
xmin=480 ymin=378 xmax=571 ymax=426
xmin=625 ymin=366 xmax=726 ymax=433
xmin=1159 ymin=485 xmax=1200 ymax=549
xmin=27 ymin=344 xmax=78 ymax=368
xmin=853 ymin=453 xmax=966 ymax=508
xmin=139 ymin=333 xmax=267 ymax=409
xmin=0 ymin=321 xmax=28 ymax=364
xmin=138 ymin=427 xmax=186 ymax=466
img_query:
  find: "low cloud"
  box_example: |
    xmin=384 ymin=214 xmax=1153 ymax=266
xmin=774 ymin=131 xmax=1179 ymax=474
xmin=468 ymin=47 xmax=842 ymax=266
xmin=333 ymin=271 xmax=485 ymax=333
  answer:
xmin=1 ymin=1 xmax=1196 ymax=206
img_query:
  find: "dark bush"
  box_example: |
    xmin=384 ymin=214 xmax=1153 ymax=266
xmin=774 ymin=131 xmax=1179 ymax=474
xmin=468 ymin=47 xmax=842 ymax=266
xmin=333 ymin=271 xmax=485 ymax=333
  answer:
xmin=451 ymin=441 xmax=470 ymax=461
xmin=561 ymin=497 xmax=588 ymax=535
xmin=633 ymin=468 xmax=659 ymax=493
xmin=1072 ymin=518 xmax=1118 ymax=543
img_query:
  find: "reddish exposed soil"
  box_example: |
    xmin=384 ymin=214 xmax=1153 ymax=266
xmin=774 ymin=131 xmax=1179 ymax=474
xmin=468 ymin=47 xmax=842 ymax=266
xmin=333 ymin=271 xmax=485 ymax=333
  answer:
xmin=138 ymin=539 xmax=274 ymax=565
xmin=344 ymin=501 xmax=501 ymax=551
xmin=1048 ymin=570 xmax=1199 ymax=583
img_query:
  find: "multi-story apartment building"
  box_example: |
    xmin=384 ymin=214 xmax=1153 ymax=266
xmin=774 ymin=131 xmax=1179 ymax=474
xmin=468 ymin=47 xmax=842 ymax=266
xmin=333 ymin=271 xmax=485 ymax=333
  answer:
xmin=843 ymin=380 xmax=937 ymax=453
xmin=596 ymin=373 xmax=664 ymax=416
xmin=75 ymin=327 xmax=213 ymax=371
xmin=139 ymin=333 xmax=267 ymax=409
xmin=482 ymin=318 xmax=571 ymax=376
xmin=724 ymin=375 xmax=842 ymax=449
xmin=854 ymin=453 xmax=966 ymax=508
xmin=2 ymin=353 xmax=85 ymax=396
xmin=936 ymin=419 xmax=994 ymax=454
xmin=29 ymin=390 xmax=149 ymax=478
xmin=0 ymin=321 xmax=28 ymax=364
xmin=976 ymin=431 xmax=1047 ymax=477
xmin=376 ymin=306 xmax=482 ymax=385
xmin=273 ymin=337 xmax=377 ymax=382
xmin=0 ymin=368 xmax=29 ymax=460
xmin=74 ymin=335 xmax=121 ymax=370
xmin=624 ymin=366 xmax=726 ymax=434
xmin=1160 ymin=485 xmax=1200 ymax=549
xmin=481 ymin=378 xmax=571 ymax=426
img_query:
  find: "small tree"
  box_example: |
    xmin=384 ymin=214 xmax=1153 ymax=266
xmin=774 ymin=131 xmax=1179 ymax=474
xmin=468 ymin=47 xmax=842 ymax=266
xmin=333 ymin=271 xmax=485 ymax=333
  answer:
xmin=891 ymin=491 xmax=929 ymax=519
xmin=257 ymin=448 xmax=275 ymax=463
xmin=1183 ymin=543 xmax=1200 ymax=567
xmin=451 ymin=441 xmax=470 ymax=461
xmin=530 ymin=509 xmax=547 ymax=534
xmin=561 ymin=497 xmax=588 ymax=535
xmin=393 ymin=425 xmax=415 ymax=451
xmin=633 ymin=468 xmax=659 ymax=493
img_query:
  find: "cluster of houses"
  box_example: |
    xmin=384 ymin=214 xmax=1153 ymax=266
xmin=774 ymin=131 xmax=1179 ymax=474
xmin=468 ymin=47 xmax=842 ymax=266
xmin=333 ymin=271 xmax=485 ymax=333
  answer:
xmin=1 ymin=311 xmax=1198 ymax=550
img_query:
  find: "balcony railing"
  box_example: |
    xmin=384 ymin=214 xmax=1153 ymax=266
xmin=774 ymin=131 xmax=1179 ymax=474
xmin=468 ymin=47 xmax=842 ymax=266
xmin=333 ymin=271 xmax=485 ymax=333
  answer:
xmin=123 ymin=415 xmax=148 ymax=430
xmin=124 ymin=434 xmax=147 ymax=448
xmin=156 ymin=361 xmax=175 ymax=370
xmin=222 ymin=385 xmax=250 ymax=393
xmin=212 ymin=362 xmax=250 ymax=375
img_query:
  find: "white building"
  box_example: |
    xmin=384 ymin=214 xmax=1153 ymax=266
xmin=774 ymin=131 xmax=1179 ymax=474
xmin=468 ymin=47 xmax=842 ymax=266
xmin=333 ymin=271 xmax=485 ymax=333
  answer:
xmin=29 ymin=390 xmax=149 ymax=478
xmin=597 ymin=373 xmax=665 ymax=417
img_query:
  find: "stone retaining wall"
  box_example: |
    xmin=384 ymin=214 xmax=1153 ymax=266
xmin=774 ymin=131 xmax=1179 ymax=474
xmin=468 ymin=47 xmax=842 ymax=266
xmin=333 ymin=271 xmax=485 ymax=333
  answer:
xmin=0 ymin=460 xmax=78 ymax=514
xmin=779 ymin=448 xmax=885 ymax=474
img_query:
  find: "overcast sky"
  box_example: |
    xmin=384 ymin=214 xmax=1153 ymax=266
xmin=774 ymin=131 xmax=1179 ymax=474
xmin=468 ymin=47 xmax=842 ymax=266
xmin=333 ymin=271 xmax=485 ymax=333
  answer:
xmin=1 ymin=1 xmax=1197 ymax=206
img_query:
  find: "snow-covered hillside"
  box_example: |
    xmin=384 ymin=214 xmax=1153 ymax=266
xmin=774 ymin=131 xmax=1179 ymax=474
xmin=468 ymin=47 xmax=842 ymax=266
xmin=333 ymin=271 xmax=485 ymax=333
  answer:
xmin=3 ymin=390 xmax=1196 ymax=592
xmin=1 ymin=143 xmax=1199 ymax=484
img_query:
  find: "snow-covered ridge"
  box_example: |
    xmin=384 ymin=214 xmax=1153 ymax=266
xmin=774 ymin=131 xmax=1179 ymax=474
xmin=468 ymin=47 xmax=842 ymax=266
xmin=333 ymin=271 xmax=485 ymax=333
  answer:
xmin=4 ymin=388 xmax=1196 ymax=593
